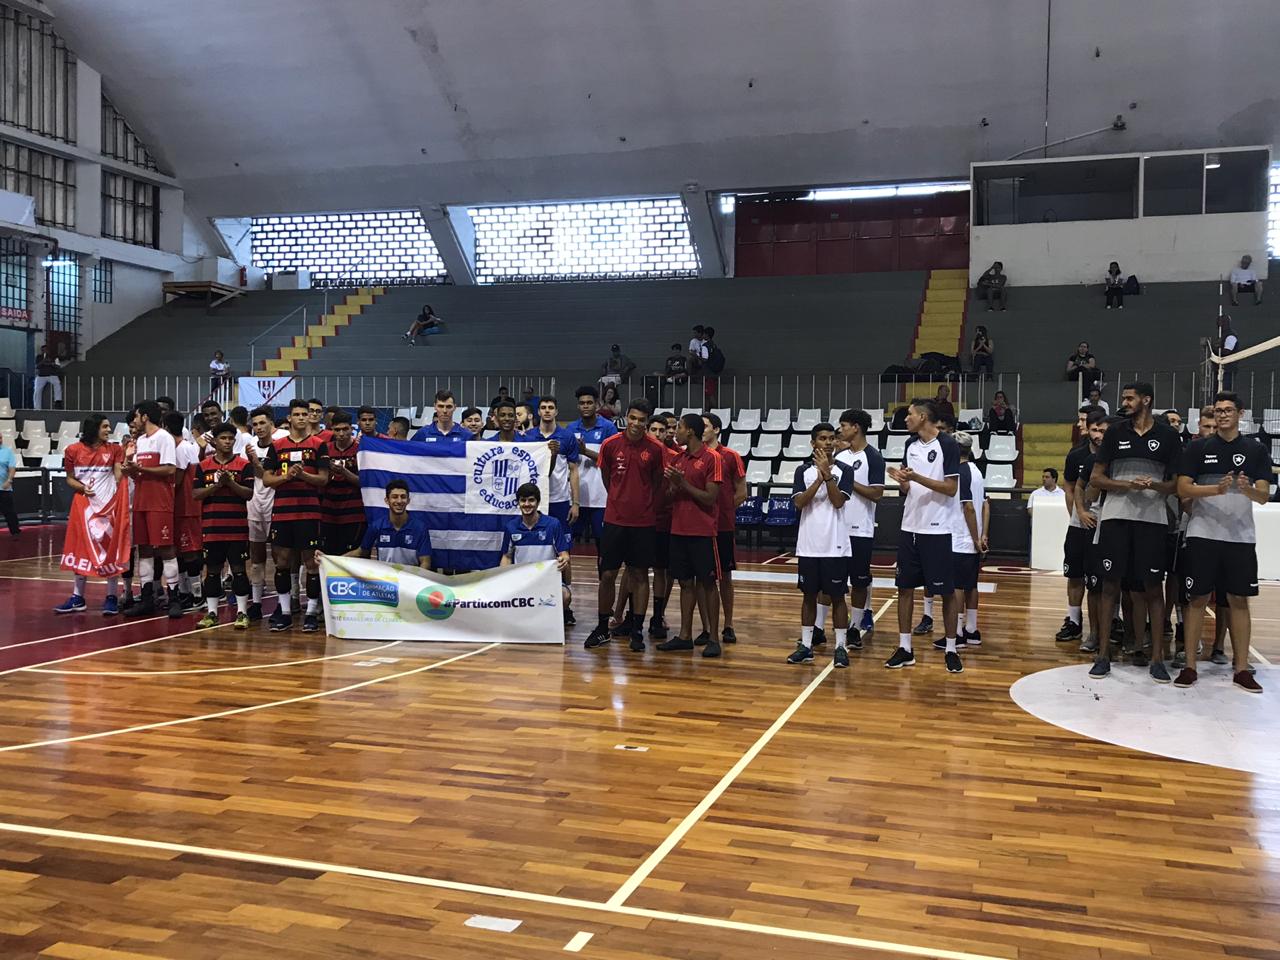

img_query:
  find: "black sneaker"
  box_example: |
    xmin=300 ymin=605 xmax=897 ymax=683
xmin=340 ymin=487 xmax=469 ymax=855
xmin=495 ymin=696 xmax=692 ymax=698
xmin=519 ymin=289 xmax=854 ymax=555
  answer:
xmin=964 ymin=629 xmax=981 ymax=647
xmin=167 ymin=594 xmax=185 ymax=619
xmin=564 ymin=607 xmax=576 ymax=626
xmin=1149 ymin=660 xmax=1171 ymax=684
xmin=1089 ymin=656 xmax=1111 ymax=679
xmin=693 ymin=630 xmax=711 ymax=647
xmin=811 ymin=627 xmax=827 ymax=646
xmin=584 ymin=627 xmax=611 ymax=649
xmin=786 ymin=643 xmax=814 ymax=664
xmin=722 ymin=627 xmax=737 ymax=644
xmin=932 ymin=636 xmax=966 ymax=651
xmin=302 ymin=613 xmax=319 ymax=633
xmin=1079 ymin=635 xmax=1099 ymax=654
xmin=1055 ymin=617 xmax=1083 ymax=642
xmin=833 ymin=646 xmax=849 ymax=669
xmin=702 ymin=639 xmax=722 ymax=659
xmin=884 ymin=646 xmax=915 ymax=669
xmin=610 ymin=618 xmax=633 ymax=639
xmin=125 ymin=585 xmax=155 ymax=618
xmin=247 ymin=602 xmax=263 ymax=622
xmin=944 ymin=651 xmax=964 ymax=673
xmin=847 ymin=628 xmax=863 ymax=650
xmin=1110 ymin=618 xmax=1125 ymax=643
xmin=1130 ymin=648 xmax=1150 ymax=667
xmin=179 ymin=592 xmax=196 ymax=611
xmin=121 ymin=593 xmax=137 ymax=614
xmin=648 ymin=617 xmax=668 ymax=639
xmin=629 ymin=636 xmax=646 ymax=652
xmin=657 ymin=636 xmax=694 ymax=652
xmin=912 ymin=615 xmax=934 ymax=636
xmin=268 ymin=608 xmax=292 ymax=632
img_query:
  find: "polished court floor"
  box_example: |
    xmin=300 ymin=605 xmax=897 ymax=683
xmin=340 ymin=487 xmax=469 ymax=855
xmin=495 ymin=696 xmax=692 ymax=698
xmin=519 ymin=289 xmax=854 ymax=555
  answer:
xmin=0 ymin=525 xmax=1276 ymax=960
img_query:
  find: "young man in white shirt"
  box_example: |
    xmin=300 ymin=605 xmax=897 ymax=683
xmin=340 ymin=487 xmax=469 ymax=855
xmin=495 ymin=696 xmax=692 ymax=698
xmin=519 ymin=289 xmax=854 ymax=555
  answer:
xmin=1228 ymin=254 xmax=1262 ymax=306
xmin=937 ymin=433 xmax=988 ymax=650
xmin=886 ymin=399 xmax=964 ymax=673
xmin=835 ymin=409 xmax=885 ymax=645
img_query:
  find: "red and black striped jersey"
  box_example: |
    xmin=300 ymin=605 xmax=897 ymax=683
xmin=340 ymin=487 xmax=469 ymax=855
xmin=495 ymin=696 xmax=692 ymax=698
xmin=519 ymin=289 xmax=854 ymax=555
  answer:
xmin=194 ymin=454 xmax=254 ymax=542
xmin=321 ymin=438 xmax=365 ymax=526
xmin=263 ymin=435 xmax=329 ymax=522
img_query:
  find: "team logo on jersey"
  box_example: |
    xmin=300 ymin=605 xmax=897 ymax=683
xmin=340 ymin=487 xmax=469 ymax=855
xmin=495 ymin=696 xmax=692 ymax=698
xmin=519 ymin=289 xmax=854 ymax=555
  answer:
xmin=1102 ymin=558 xmax=1112 ymax=571
xmin=1233 ymin=453 xmax=1246 ymax=467
xmin=1185 ymin=576 xmax=1195 ymax=591
xmin=471 ymin=444 xmax=542 ymax=511
xmin=927 ymin=450 xmax=937 ymax=463
xmin=1148 ymin=439 xmax=1160 ymax=452
xmin=851 ymin=459 xmax=863 ymax=471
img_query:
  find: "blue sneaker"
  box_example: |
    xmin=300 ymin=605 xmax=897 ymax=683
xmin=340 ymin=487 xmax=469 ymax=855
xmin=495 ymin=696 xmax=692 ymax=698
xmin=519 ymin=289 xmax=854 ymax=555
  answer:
xmin=54 ymin=595 xmax=87 ymax=614
xmin=101 ymin=595 xmax=119 ymax=617
xmin=860 ymin=609 xmax=874 ymax=634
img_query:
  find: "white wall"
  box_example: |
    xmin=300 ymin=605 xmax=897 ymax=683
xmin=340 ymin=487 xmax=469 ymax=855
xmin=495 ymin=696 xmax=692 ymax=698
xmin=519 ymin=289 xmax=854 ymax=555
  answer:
xmin=80 ymin=262 xmax=165 ymax=352
xmin=970 ymin=212 xmax=1268 ymax=287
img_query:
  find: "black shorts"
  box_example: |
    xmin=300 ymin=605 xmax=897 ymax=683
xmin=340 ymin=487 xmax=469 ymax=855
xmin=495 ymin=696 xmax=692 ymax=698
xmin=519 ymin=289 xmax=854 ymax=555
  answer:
xmin=1095 ymin=519 xmax=1166 ymax=588
xmin=1183 ymin=538 xmax=1258 ymax=598
xmin=895 ymin=531 xmax=954 ymax=594
xmin=270 ymin=519 xmax=320 ymax=551
xmin=716 ymin=531 xmax=737 ymax=573
xmin=653 ymin=530 xmax=670 ymax=570
xmin=599 ymin=523 xmax=656 ymax=572
xmin=847 ymin=535 xmax=874 ymax=589
xmin=1063 ymin=526 xmax=1091 ymax=580
xmin=202 ymin=540 xmax=248 ymax=570
xmin=1164 ymin=532 xmax=1181 ymax=583
xmin=320 ymin=522 xmax=365 ymax=557
xmin=1084 ymin=530 xmax=1103 ymax=593
xmin=798 ymin=555 xmax=847 ymax=598
xmin=954 ymin=552 xmax=980 ymax=591
xmin=670 ymin=534 xmax=719 ymax=584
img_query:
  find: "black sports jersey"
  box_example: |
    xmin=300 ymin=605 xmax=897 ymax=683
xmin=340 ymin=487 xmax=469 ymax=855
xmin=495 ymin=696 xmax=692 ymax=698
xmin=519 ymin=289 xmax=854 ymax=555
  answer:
xmin=1064 ymin=443 xmax=1091 ymax=529
xmin=1096 ymin=419 xmax=1181 ymax=525
xmin=1177 ymin=433 xmax=1271 ymax=543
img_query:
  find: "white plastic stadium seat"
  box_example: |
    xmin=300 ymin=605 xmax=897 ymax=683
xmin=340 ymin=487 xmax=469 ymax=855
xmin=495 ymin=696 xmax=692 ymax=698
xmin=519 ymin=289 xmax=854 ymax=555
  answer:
xmin=1270 ymin=440 xmax=1280 ymax=465
xmin=710 ymin=408 xmax=731 ymax=426
xmin=751 ymin=434 xmax=782 ymax=459
xmin=744 ymin=460 xmax=773 ymax=485
xmin=1186 ymin=407 xmax=1199 ymax=426
xmin=760 ymin=409 xmax=791 ymax=432
xmin=728 ymin=433 xmax=752 ymax=456
xmin=985 ymin=463 xmax=1016 ymax=489
xmin=732 ymin=408 xmax=761 ymax=431
xmin=986 ymin=434 xmax=1018 ymax=462
xmin=40 ymin=454 xmax=63 ymax=471
xmin=23 ymin=436 xmax=50 ymax=460
xmin=782 ymin=436 xmax=810 ymax=459
xmin=957 ymin=408 xmax=984 ymax=429
xmin=792 ymin=407 xmax=820 ymax=432
xmin=57 ymin=419 xmax=78 ymax=436
xmin=868 ymin=410 xmax=885 ymax=433
xmin=678 ymin=407 xmax=703 ymax=421
xmin=883 ymin=434 xmax=909 ymax=461
xmin=772 ymin=460 xmax=803 ymax=485
xmin=0 ymin=397 xmax=13 ymax=419
xmin=111 ymin=422 xmax=130 ymax=440
xmin=21 ymin=420 xmax=47 ymax=440
xmin=0 ymin=418 xmax=14 ymax=437
xmin=1262 ymin=408 xmax=1280 ymax=433
xmin=410 ymin=408 xmax=429 ymax=428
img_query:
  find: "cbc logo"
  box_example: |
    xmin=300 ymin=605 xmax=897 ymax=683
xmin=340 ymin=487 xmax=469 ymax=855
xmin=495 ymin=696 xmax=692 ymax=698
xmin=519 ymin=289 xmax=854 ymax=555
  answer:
xmin=329 ymin=579 xmax=362 ymax=597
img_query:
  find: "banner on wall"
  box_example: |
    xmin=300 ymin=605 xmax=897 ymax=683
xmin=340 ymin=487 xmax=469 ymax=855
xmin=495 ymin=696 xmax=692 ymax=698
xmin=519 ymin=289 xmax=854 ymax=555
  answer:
xmin=237 ymin=376 xmax=297 ymax=408
xmin=319 ymin=554 xmax=564 ymax=644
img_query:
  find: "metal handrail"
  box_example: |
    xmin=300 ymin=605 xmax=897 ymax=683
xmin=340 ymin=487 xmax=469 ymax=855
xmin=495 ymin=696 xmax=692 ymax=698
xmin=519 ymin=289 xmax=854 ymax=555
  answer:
xmin=247 ymin=304 xmax=308 ymax=373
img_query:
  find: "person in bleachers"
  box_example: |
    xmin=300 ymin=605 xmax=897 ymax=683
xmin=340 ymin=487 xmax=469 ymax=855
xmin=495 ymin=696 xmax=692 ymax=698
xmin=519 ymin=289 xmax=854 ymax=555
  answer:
xmin=208 ymin=350 xmax=231 ymax=394
xmin=1065 ymin=341 xmax=1101 ymax=389
xmin=975 ymin=261 xmax=1007 ymax=311
xmin=598 ymin=384 xmax=621 ymax=420
xmin=1228 ymin=254 xmax=1262 ymax=307
xmin=1085 ymin=385 xmax=1109 ymax=414
xmin=402 ymin=304 xmax=444 ymax=345
xmin=688 ymin=325 xmax=708 ymax=372
xmin=970 ymin=325 xmax=994 ymax=376
xmin=986 ymin=390 xmax=1016 ymax=433
xmin=1216 ymin=315 xmax=1238 ymax=390
xmin=661 ymin=342 xmax=689 ymax=400
xmin=32 ymin=344 xmax=63 ymax=410
xmin=932 ymin=384 xmax=955 ymax=424
xmin=600 ymin=344 xmax=636 ymax=386
xmin=1104 ymin=262 xmax=1126 ymax=309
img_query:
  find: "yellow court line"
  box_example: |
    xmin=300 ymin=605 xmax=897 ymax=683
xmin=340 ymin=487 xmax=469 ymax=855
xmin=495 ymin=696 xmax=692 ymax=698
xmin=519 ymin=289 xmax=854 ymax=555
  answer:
xmin=0 ymin=643 xmax=499 ymax=753
xmin=28 ymin=640 xmax=404 ymax=677
xmin=0 ymin=820 xmax=1008 ymax=960
xmin=606 ymin=596 xmax=897 ymax=908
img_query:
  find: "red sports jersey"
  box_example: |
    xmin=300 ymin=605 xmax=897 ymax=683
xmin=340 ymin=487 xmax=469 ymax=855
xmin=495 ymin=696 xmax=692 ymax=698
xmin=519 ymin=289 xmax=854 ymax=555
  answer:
xmin=669 ymin=445 xmax=723 ymax=537
xmin=314 ymin=428 xmax=334 ymax=444
xmin=654 ymin=446 xmax=677 ymax=533
xmin=320 ymin=437 xmax=365 ymax=526
xmin=63 ymin=441 xmax=124 ymax=489
xmin=264 ymin=434 xmax=329 ymax=522
xmin=131 ymin=427 xmax=177 ymax=513
xmin=713 ymin=445 xmax=744 ymax=532
xmin=195 ymin=454 xmax=254 ymax=542
xmin=599 ymin=432 xmax=667 ymax=527
xmin=173 ymin=439 xmax=202 ymax=519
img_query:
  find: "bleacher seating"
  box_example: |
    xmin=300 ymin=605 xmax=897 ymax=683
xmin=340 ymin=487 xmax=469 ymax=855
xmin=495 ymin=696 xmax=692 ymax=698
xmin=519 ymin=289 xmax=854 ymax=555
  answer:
xmin=985 ymin=463 xmax=1016 ymax=490
xmin=22 ymin=437 xmax=50 ymax=464
xmin=957 ymin=407 xmax=983 ymax=428
xmin=781 ymin=436 xmax=810 ymax=459
xmin=986 ymin=435 xmax=1018 ymax=462
xmin=0 ymin=398 xmax=13 ymax=419
xmin=732 ymin=408 xmax=761 ymax=431
xmin=760 ymin=409 xmax=791 ymax=432
xmin=751 ymin=434 xmax=782 ymax=459
xmin=727 ymin=433 xmax=752 ymax=456
xmin=772 ymin=460 xmax=802 ymax=486
xmin=883 ymin=434 xmax=909 ymax=461
xmin=21 ymin=420 xmax=47 ymax=441
xmin=791 ymin=408 xmax=820 ymax=432
xmin=744 ymin=460 xmax=773 ymax=485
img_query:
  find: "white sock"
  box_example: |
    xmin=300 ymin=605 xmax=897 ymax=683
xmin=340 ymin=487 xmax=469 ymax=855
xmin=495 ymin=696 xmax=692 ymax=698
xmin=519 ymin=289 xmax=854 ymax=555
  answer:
xmin=946 ymin=636 xmax=958 ymax=653
xmin=251 ymin=581 xmax=263 ymax=603
xmin=206 ymin=596 xmax=218 ymax=615
xmin=191 ymin=576 xmax=203 ymax=600
xmin=801 ymin=625 xmax=814 ymax=649
xmin=137 ymin=557 xmax=155 ymax=584
xmin=1175 ymin=605 xmax=1184 ymax=625
xmin=306 ymin=597 xmax=318 ymax=615
xmin=835 ymin=628 xmax=847 ymax=649
xmin=162 ymin=557 xmax=180 ymax=590
xmin=900 ymin=633 xmax=912 ymax=653
xmin=851 ymin=607 xmax=866 ymax=629
xmin=291 ymin=571 xmax=300 ymax=598
xmin=1068 ymin=604 xmax=1082 ymax=625
xmin=815 ymin=604 xmax=829 ymax=629
xmin=923 ymin=597 xmax=934 ymax=618
xmin=73 ymin=575 xmax=87 ymax=598
xmin=179 ymin=571 xmax=190 ymax=593
xmin=966 ymin=609 xmax=978 ymax=633
xmin=236 ymin=595 xmax=249 ymax=614
xmin=278 ymin=593 xmax=292 ymax=615
xmin=105 ymin=577 xmax=118 ymax=598
xmin=957 ymin=615 xmax=965 ymax=637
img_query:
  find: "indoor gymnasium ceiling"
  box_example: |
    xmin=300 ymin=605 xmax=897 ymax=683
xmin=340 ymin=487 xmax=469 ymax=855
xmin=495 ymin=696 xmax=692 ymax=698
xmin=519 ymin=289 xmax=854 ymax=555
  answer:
xmin=50 ymin=0 xmax=1280 ymax=216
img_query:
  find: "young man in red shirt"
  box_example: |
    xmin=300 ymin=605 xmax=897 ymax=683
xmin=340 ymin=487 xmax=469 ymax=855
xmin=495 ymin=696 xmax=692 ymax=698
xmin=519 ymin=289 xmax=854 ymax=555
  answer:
xmin=701 ymin=412 xmax=746 ymax=645
xmin=264 ymin=398 xmax=331 ymax=632
xmin=123 ymin=400 xmax=183 ymax=619
xmin=320 ymin=411 xmax=365 ymax=560
xmin=585 ymin=398 xmax=666 ymax=652
xmin=661 ymin=413 xmax=724 ymax=657
xmin=192 ymin=422 xmax=254 ymax=629
xmin=646 ymin=414 xmax=678 ymax=639
xmin=166 ymin=412 xmax=205 ymax=610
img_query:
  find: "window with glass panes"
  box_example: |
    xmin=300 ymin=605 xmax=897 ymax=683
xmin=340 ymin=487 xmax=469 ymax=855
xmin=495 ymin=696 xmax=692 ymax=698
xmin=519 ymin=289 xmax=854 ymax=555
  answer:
xmin=251 ymin=210 xmax=449 ymax=286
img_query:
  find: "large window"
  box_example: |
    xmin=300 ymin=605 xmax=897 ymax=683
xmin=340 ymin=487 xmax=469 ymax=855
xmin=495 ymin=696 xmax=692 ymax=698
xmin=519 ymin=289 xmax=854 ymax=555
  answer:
xmin=0 ymin=236 xmax=28 ymax=325
xmin=0 ymin=138 xmax=74 ymax=229
xmin=101 ymin=95 xmax=160 ymax=171
xmin=251 ymin=210 xmax=448 ymax=286
xmin=975 ymin=158 xmax=1138 ymax=226
xmin=101 ymin=171 xmax=159 ymax=248
xmin=44 ymin=252 xmax=80 ymax=353
xmin=468 ymin=197 xmax=699 ymax=283
xmin=92 ymin=258 xmax=113 ymax=304
xmin=0 ymin=5 xmax=77 ymax=144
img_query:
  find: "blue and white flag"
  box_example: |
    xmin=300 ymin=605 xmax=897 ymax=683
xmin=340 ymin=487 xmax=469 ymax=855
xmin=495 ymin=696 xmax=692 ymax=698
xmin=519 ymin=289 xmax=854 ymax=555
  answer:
xmin=357 ymin=437 xmax=552 ymax=572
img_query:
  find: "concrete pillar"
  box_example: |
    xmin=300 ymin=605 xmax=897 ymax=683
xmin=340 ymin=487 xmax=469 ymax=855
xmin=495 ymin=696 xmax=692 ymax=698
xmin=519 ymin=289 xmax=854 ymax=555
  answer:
xmin=157 ymin=186 xmax=184 ymax=254
xmin=74 ymin=62 xmax=103 ymax=237
xmin=681 ymin=182 xmax=726 ymax=279
xmin=77 ymin=254 xmax=97 ymax=359
xmin=421 ymin=203 xmax=475 ymax=285
xmin=26 ymin=252 xmax=46 ymax=345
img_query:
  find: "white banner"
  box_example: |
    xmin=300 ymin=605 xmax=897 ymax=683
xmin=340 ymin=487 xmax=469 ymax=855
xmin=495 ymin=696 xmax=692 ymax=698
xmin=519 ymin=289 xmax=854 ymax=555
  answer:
xmin=237 ymin=375 xmax=297 ymax=408
xmin=319 ymin=554 xmax=564 ymax=644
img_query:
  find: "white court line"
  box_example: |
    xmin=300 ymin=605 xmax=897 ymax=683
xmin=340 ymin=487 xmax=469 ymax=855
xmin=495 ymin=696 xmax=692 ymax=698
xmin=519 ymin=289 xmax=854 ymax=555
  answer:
xmin=28 ymin=639 xmax=404 ymax=676
xmin=563 ymin=931 xmax=593 ymax=952
xmin=0 ymin=551 xmax=58 ymax=564
xmin=0 ymin=642 xmax=499 ymax=753
xmin=0 ymin=820 xmax=1006 ymax=960
xmin=606 ymin=596 xmax=897 ymax=908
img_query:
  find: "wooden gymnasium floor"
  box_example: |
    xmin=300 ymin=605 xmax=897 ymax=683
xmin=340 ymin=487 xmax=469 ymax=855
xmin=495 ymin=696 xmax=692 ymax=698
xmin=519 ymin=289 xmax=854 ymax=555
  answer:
xmin=0 ymin=525 xmax=1277 ymax=960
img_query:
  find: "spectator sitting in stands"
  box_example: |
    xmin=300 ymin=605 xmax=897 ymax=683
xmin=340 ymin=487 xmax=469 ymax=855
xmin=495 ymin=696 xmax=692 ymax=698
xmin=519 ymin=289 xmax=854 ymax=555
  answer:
xmin=1085 ymin=384 xmax=1109 ymax=414
xmin=460 ymin=407 xmax=484 ymax=437
xmin=598 ymin=384 xmax=621 ymax=420
xmin=663 ymin=342 xmax=688 ymax=386
xmin=520 ymin=384 xmax=540 ymax=412
xmin=1104 ymin=261 xmax=1125 ymax=309
xmin=600 ymin=344 xmax=636 ymax=387
xmin=1065 ymin=341 xmax=1101 ymax=388
xmin=970 ymin=325 xmax=994 ymax=376
xmin=1229 ymin=254 xmax=1263 ymax=306
xmin=1028 ymin=468 xmax=1065 ymax=507
xmin=986 ymin=390 xmax=1017 ymax=433
xmin=933 ymin=384 xmax=956 ymax=423
xmin=490 ymin=385 xmax=511 ymax=407
xmin=1216 ymin=314 xmax=1239 ymax=390
xmin=402 ymin=304 xmax=444 ymax=345
xmin=976 ymin=261 xmax=1007 ymax=311
xmin=688 ymin=325 xmax=708 ymax=372
xmin=209 ymin=350 xmax=231 ymax=394
xmin=890 ymin=405 xmax=909 ymax=431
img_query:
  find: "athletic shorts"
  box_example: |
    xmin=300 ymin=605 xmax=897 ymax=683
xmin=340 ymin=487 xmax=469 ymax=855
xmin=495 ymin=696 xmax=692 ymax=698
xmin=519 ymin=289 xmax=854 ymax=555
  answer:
xmin=1063 ymin=525 xmax=1091 ymax=580
xmin=895 ymin=531 xmax=954 ymax=594
xmin=716 ymin=531 xmax=737 ymax=573
xmin=176 ymin=517 xmax=203 ymax=554
xmin=1095 ymin=519 xmax=1167 ymax=588
xmin=270 ymin=519 xmax=320 ymax=551
xmin=1164 ymin=533 xmax=1181 ymax=582
xmin=320 ymin=522 xmax=365 ymax=557
xmin=203 ymin=540 xmax=248 ymax=570
xmin=847 ymin=535 xmax=874 ymax=589
xmin=669 ymin=534 xmax=719 ymax=584
xmin=599 ymin=523 xmax=656 ymax=572
xmin=653 ymin=530 xmax=671 ymax=570
xmin=1183 ymin=538 xmax=1258 ymax=598
xmin=954 ymin=552 xmax=980 ymax=591
xmin=574 ymin=506 xmax=605 ymax=544
xmin=248 ymin=517 xmax=271 ymax=544
xmin=133 ymin=510 xmax=173 ymax=549
xmin=548 ymin=500 xmax=571 ymax=524
xmin=798 ymin=555 xmax=847 ymax=598
xmin=1084 ymin=532 xmax=1103 ymax=594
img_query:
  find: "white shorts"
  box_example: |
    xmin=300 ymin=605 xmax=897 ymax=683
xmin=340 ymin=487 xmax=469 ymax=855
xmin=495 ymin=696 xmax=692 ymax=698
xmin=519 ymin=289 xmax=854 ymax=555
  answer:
xmin=248 ymin=517 xmax=272 ymax=544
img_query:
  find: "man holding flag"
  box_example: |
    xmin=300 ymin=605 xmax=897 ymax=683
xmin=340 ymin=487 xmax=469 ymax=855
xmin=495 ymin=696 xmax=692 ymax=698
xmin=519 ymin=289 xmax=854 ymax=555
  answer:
xmin=55 ymin=415 xmax=129 ymax=615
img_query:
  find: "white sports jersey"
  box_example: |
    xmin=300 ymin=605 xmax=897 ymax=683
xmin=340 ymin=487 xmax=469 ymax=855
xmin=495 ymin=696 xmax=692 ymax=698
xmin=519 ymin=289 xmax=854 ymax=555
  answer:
xmin=248 ymin=434 xmax=278 ymax=522
xmin=952 ymin=461 xmax=986 ymax=554
xmin=835 ymin=445 xmax=886 ymax=538
xmin=174 ymin=438 xmax=201 ymax=472
xmin=901 ymin=432 xmax=961 ymax=535
xmin=791 ymin=460 xmax=856 ymax=557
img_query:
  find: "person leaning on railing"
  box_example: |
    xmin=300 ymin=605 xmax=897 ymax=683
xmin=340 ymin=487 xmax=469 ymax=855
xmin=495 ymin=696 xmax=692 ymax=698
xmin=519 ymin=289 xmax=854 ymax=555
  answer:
xmin=209 ymin=350 xmax=231 ymax=395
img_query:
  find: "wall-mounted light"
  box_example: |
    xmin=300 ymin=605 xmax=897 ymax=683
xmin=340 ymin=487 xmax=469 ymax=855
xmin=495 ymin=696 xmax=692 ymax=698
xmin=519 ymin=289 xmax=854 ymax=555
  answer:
xmin=1205 ymin=154 xmax=1221 ymax=170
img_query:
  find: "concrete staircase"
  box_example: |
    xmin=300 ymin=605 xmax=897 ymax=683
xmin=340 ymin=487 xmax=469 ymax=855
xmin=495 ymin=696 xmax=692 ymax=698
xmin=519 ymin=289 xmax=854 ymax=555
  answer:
xmin=1021 ymin=422 xmax=1075 ymax=481
xmin=254 ymin=288 xmax=383 ymax=376
xmin=910 ymin=268 xmax=967 ymax=359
